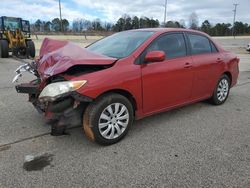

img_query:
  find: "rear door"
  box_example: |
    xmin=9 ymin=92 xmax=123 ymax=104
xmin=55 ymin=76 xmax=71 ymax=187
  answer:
xmin=141 ymin=32 xmax=194 ymax=114
xmin=186 ymin=33 xmax=222 ymax=100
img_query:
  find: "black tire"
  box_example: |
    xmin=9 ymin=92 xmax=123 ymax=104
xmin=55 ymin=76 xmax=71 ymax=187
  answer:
xmin=26 ymin=40 xmax=35 ymax=58
xmin=0 ymin=40 xmax=9 ymax=58
xmin=83 ymin=93 xmax=134 ymax=145
xmin=209 ymin=74 xmax=231 ymax=105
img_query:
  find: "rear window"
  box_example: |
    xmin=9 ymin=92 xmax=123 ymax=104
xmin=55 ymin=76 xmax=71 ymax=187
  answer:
xmin=188 ymin=34 xmax=213 ymax=55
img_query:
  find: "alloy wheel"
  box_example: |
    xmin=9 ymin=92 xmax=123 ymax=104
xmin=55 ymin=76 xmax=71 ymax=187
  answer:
xmin=217 ymin=78 xmax=229 ymax=102
xmin=98 ymin=103 xmax=129 ymax=139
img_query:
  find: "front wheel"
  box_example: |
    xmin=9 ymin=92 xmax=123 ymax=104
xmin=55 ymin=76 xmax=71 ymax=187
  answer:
xmin=209 ymin=74 xmax=231 ymax=105
xmin=83 ymin=93 xmax=134 ymax=145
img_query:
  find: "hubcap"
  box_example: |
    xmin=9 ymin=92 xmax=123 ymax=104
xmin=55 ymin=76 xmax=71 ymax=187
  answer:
xmin=217 ymin=78 xmax=229 ymax=102
xmin=98 ymin=103 xmax=129 ymax=140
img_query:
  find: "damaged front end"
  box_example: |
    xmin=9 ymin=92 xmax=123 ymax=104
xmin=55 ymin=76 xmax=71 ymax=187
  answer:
xmin=13 ymin=65 xmax=93 ymax=135
xmin=13 ymin=38 xmax=117 ymax=136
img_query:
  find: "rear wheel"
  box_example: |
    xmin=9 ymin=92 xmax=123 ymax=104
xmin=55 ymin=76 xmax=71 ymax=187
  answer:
xmin=209 ymin=74 xmax=231 ymax=105
xmin=83 ymin=93 xmax=134 ymax=145
xmin=0 ymin=40 xmax=9 ymax=58
xmin=26 ymin=40 xmax=35 ymax=58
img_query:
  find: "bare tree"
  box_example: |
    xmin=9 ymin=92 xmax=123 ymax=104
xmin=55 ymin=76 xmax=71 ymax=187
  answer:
xmin=189 ymin=12 xmax=199 ymax=30
xmin=179 ymin=19 xmax=186 ymax=28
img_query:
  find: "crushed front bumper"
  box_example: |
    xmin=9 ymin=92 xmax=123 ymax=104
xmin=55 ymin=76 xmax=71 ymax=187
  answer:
xmin=16 ymin=83 xmax=40 ymax=95
xmin=15 ymin=81 xmax=92 ymax=112
xmin=15 ymin=81 xmax=93 ymax=135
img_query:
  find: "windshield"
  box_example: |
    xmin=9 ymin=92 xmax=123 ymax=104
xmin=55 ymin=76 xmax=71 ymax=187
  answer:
xmin=3 ymin=17 xmax=21 ymax=31
xmin=87 ymin=31 xmax=155 ymax=58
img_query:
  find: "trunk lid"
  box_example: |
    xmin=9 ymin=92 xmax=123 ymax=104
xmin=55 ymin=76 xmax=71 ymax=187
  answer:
xmin=37 ymin=38 xmax=117 ymax=79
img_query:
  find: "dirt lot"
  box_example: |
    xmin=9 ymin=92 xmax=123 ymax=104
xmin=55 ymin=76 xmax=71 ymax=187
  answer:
xmin=31 ymin=35 xmax=102 ymax=55
xmin=0 ymin=36 xmax=249 ymax=187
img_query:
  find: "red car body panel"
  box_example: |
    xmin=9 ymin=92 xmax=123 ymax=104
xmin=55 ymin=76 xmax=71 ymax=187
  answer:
xmin=141 ymin=55 xmax=194 ymax=114
xmin=37 ymin=28 xmax=239 ymax=120
xmin=74 ymin=57 xmax=144 ymax=117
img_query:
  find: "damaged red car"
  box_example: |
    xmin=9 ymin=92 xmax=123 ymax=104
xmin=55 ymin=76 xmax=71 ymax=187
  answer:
xmin=13 ymin=28 xmax=239 ymax=145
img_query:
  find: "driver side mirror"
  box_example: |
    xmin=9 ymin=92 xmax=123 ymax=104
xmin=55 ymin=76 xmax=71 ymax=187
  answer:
xmin=144 ymin=51 xmax=166 ymax=63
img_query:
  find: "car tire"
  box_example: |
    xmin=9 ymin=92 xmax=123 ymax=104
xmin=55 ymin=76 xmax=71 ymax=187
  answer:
xmin=83 ymin=93 xmax=134 ymax=145
xmin=26 ymin=40 xmax=35 ymax=58
xmin=209 ymin=74 xmax=231 ymax=105
xmin=0 ymin=40 xmax=9 ymax=58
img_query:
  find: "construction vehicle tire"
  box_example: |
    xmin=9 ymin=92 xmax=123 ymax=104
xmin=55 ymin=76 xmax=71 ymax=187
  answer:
xmin=0 ymin=40 xmax=9 ymax=58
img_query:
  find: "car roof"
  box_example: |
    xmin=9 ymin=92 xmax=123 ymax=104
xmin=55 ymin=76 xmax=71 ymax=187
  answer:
xmin=127 ymin=27 xmax=225 ymax=52
xmin=129 ymin=28 xmax=209 ymax=36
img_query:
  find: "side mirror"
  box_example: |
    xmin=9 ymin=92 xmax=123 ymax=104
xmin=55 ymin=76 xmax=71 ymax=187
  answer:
xmin=144 ymin=51 xmax=166 ymax=63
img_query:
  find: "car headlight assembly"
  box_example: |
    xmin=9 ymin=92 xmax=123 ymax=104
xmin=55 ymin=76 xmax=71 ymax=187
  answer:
xmin=39 ymin=80 xmax=87 ymax=102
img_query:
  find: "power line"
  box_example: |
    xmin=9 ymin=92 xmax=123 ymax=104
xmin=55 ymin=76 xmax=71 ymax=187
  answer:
xmin=232 ymin=3 xmax=239 ymax=38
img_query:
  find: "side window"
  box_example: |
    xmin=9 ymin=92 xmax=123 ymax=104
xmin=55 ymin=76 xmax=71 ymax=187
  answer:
xmin=188 ymin=34 xmax=212 ymax=55
xmin=22 ymin=20 xmax=30 ymax=32
xmin=147 ymin=33 xmax=187 ymax=59
xmin=210 ymin=41 xmax=218 ymax=53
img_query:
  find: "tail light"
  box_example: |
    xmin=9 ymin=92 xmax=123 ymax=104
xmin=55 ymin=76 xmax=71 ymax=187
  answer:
xmin=236 ymin=57 xmax=240 ymax=72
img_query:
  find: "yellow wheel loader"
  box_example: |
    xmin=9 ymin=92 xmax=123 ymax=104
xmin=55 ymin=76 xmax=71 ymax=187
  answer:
xmin=0 ymin=16 xmax=35 ymax=58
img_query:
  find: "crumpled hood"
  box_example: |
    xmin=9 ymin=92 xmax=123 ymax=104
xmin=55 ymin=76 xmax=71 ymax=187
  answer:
xmin=37 ymin=38 xmax=117 ymax=79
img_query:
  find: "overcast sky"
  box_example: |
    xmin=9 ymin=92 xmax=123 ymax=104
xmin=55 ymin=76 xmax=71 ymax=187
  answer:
xmin=0 ymin=0 xmax=249 ymax=25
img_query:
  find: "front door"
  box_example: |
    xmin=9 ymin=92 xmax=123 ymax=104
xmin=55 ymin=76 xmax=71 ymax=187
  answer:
xmin=141 ymin=33 xmax=194 ymax=114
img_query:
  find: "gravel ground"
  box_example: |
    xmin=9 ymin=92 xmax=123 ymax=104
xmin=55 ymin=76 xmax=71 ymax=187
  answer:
xmin=0 ymin=37 xmax=249 ymax=188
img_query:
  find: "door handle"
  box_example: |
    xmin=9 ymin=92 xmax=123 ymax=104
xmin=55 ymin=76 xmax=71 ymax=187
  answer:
xmin=216 ymin=58 xmax=223 ymax=62
xmin=184 ymin=62 xmax=192 ymax=68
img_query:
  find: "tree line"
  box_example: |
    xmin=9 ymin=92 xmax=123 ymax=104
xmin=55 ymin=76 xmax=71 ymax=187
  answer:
xmin=32 ymin=13 xmax=250 ymax=36
xmin=201 ymin=20 xmax=250 ymax=36
xmin=187 ymin=12 xmax=250 ymax=36
xmin=31 ymin=15 xmax=160 ymax=32
xmin=112 ymin=15 xmax=160 ymax=31
xmin=32 ymin=18 xmax=70 ymax=32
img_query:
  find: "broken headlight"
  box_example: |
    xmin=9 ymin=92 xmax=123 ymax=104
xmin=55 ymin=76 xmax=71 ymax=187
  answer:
xmin=39 ymin=80 xmax=87 ymax=102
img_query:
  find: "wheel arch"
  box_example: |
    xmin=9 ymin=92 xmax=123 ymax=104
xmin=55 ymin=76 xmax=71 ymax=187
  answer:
xmin=223 ymin=71 xmax=232 ymax=86
xmin=96 ymin=89 xmax=138 ymax=112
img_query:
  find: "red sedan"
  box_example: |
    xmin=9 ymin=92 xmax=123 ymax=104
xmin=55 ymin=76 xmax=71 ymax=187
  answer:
xmin=14 ymin=28 xmax=239 ymax=145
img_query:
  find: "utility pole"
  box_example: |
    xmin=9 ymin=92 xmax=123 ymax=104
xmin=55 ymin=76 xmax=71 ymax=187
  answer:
xmin=232 ymin=3 xmax=239 ymax=38
xmin=59 ymin=0 xmax=63 ymax=32
xmin=163 ymin=0 xmax=168 ymax=25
